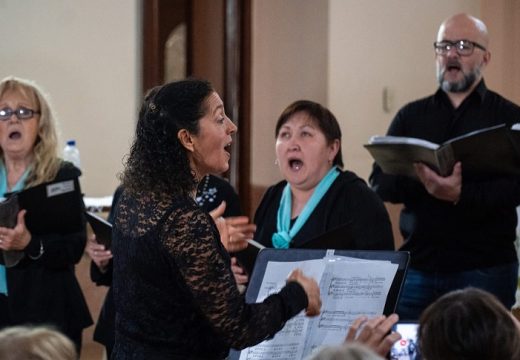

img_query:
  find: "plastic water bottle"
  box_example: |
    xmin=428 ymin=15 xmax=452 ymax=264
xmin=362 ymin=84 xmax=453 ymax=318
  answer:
xmin=63 ymin=140 xmax=81 ymax=169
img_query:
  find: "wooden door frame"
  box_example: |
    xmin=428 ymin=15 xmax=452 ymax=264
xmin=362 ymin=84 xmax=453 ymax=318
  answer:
xmin=141 ymin=0 xmax=252 ymax=215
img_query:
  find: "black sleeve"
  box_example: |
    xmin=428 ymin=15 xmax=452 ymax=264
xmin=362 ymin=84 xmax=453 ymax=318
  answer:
xmin=253 ymin=185 xmax=281 ymax=247
xmin=457 ymin=176 xmax=520 ymax=211
xmin=165 ymin=207 xmax=308 ymax=349
xmin=369 ymin=108 xmax=426 ymax=204
xmin=90 ymin=259 xmax=113 ymax=286
xmin=345 ymin=182 xmax=395 ymax=250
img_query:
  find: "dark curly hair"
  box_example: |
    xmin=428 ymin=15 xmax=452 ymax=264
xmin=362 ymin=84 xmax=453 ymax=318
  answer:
xmin=275 ymin=100 xmax=343 ymax=168
xmin=121 ymin=79 xmax=214 ymax=196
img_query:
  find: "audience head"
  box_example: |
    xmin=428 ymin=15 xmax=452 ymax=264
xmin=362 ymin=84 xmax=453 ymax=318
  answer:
xmin=306 ymin=342 xmax=384 ymax=360
xmin=122 ymin=78 xmax=236 ymax=196
xmin=419 ymin=287 xmax=520 ymax=360
xmin=274 ymin=100 xmax=342 ymax=191
xmin=0 ymin=326 xmax=77 ymax=360
xmin=0 ymin=76 xmax=60 ymax=186
xmin=434 ymin=13 xmax=490 ymax=94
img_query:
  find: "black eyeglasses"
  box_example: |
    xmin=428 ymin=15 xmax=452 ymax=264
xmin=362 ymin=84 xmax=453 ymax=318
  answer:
xmin=433 ymin=40 xmax=486 ymax=56
xmin=0 ymin=107 xmax=40 ymax=121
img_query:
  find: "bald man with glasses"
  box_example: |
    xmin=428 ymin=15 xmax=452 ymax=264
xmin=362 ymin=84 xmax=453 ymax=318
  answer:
xmin=370 ymin=13 xmax=520 ymax=320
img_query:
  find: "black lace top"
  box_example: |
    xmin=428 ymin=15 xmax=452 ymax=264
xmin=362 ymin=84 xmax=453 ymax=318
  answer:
xmin=111 ymin=189 xmax=307 ymax=359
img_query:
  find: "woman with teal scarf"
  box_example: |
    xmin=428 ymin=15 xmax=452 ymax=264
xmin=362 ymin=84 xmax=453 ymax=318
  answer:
xmin=0 ymin=77 xmax=92 ymax=354
xmin=254 ymin=100 xmax=394 ymax=254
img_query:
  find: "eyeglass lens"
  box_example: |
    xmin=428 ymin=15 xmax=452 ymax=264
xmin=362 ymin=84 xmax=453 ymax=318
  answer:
xmin=0 ymin=107 xmax=38 ymax=121
xmin=434 ymin=40 xmax=482 ymax=56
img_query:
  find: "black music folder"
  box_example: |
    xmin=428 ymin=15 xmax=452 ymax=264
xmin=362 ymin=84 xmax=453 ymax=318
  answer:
xmin=247 ymin=249 xmax=409 ymax=314
xmin=13 ymin=177 xmax=84 ymax=235
xmin=0 ymin=195 xmax=22 ymax=267
xmin=365 ymin=123 xmax=520 ymax=178
xmin=230 ymin=249 xmax=409 ymax=360
xmin=85 ymin=211 xmax=112 ymax=249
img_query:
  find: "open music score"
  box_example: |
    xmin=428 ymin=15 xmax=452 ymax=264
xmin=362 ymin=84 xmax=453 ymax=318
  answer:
xmin=235 ymin=253 xmax=399 ymax=360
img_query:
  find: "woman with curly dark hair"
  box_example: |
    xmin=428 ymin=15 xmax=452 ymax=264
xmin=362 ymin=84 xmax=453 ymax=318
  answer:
xmin=111 ymin=79 xmax=321 ymax=359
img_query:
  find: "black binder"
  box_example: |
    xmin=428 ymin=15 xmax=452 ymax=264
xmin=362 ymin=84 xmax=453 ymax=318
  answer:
xmin=15 ymin=177 xmax=84 ymax=235
xmin=85 ymin=211 xmax=112 ymax=248
xmin=230 ymin=249 xmax=409 ymax=359
xmin=247 ymin=249 xmax=409 ymax=314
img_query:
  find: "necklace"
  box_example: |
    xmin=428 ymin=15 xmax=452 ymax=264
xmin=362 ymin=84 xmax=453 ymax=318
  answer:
xmin=196 ymin=175 xmax=218 ymax=207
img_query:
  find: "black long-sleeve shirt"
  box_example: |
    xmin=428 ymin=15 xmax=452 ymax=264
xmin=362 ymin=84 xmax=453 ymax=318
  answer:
xmin=370 ymin=80 xmax=520 ymax=272
xmin=91 ymin=175 xmax=242 ymax=351
xmin=111 ymin=190 xmax=307 ymax=359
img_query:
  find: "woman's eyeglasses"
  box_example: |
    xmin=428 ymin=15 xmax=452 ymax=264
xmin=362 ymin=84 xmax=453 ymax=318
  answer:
xmin=0 ymin=107 xmax=40 ymax=121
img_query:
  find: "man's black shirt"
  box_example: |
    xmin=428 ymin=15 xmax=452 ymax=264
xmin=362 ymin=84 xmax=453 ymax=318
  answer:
xmin=370 ymin=80 xmax=520 ymax=272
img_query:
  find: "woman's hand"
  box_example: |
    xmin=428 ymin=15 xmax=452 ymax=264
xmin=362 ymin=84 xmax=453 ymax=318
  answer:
xmin=85 ymin=234 xmax=112 ymax=272
xmin=287 ymin=269 xmax=322 ymax=316
xmin=345 ymin=314 xmax=401 ymax=357
xmin=0 ymin=210 xmax=32 ymax=251
xmin=224 ymin=216 xmax=256 ymax=252
xmin=210 ymin=201 xmax=256 ymax=253
xmin=231 ymin=257 xmax=249 ymax=285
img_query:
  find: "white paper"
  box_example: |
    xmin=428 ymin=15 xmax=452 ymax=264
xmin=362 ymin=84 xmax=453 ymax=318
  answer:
xmin=84 ymin=196 xmax=113 ymax=211
xmin=238 ymin=255 xmax=398 ymax=360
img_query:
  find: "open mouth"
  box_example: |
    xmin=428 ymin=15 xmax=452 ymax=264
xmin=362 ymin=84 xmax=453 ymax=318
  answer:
xmin=446 ymin=62 xmax=461 ymax=73
xmin=289 ymin=159 xmax=303 ymax=170
xmin=224 ymin=142 xmax=232 ymax=155
xmin=8 ymin=131 xmax=21 ymax=140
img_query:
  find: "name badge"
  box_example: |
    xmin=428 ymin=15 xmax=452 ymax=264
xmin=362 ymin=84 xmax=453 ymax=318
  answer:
xmin=46 ymin=180 xmax=75 ymax=198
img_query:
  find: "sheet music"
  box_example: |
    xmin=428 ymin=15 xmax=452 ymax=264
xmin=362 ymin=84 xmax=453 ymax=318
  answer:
xmin=238 ymin=255 xmax=398 ymax=360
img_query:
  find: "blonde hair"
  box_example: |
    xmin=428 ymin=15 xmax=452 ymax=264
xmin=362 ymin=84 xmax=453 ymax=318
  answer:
xmin=0 ymin=76 xmax=61 ymax=187
xmin=0 ymin=326 xmax=77 ymax=360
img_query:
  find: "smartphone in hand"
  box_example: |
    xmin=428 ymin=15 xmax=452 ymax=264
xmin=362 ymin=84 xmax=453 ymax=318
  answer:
xmin=388 ymin=322 xmax=421 ymax=360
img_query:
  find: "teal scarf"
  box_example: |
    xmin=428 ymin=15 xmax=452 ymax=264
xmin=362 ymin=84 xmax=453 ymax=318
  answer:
xmin=272 ymin=166 xmax=340 ymax=248
xmin=0 ymin=163 xmax=30 ymax=295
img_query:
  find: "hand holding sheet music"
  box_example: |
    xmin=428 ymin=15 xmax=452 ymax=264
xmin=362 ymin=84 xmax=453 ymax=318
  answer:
xmin=234 ymin=251 xmax=400 ymax=360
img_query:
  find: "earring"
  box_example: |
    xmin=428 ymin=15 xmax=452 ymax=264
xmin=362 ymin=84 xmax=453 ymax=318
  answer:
xmin=274 ymin=159 xmax=279 ymax=165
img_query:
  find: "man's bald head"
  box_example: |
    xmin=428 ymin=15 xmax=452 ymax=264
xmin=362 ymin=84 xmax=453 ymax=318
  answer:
xmin=437 ymin=13 xmax=489 ymax=49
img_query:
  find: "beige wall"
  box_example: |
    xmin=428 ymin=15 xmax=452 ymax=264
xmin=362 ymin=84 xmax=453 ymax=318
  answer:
xmin=481 ymin=0 xmax=520 ymax=104
xmin=1 ymin=1 xmax=517 ymax=198
xmin=0 ymin=0 xmax=140 ymax=197
xmin=250 ymin=0 xmax=482 ymax=187
xmin=251 ymin=0 xmax=329 ymax=187
xmin=328 ymin=0 xmax=480 ymax=181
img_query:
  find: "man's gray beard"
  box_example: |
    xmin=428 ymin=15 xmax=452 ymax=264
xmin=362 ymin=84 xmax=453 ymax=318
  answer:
xmin=437 ymin=67 xmax=480 ymax=93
